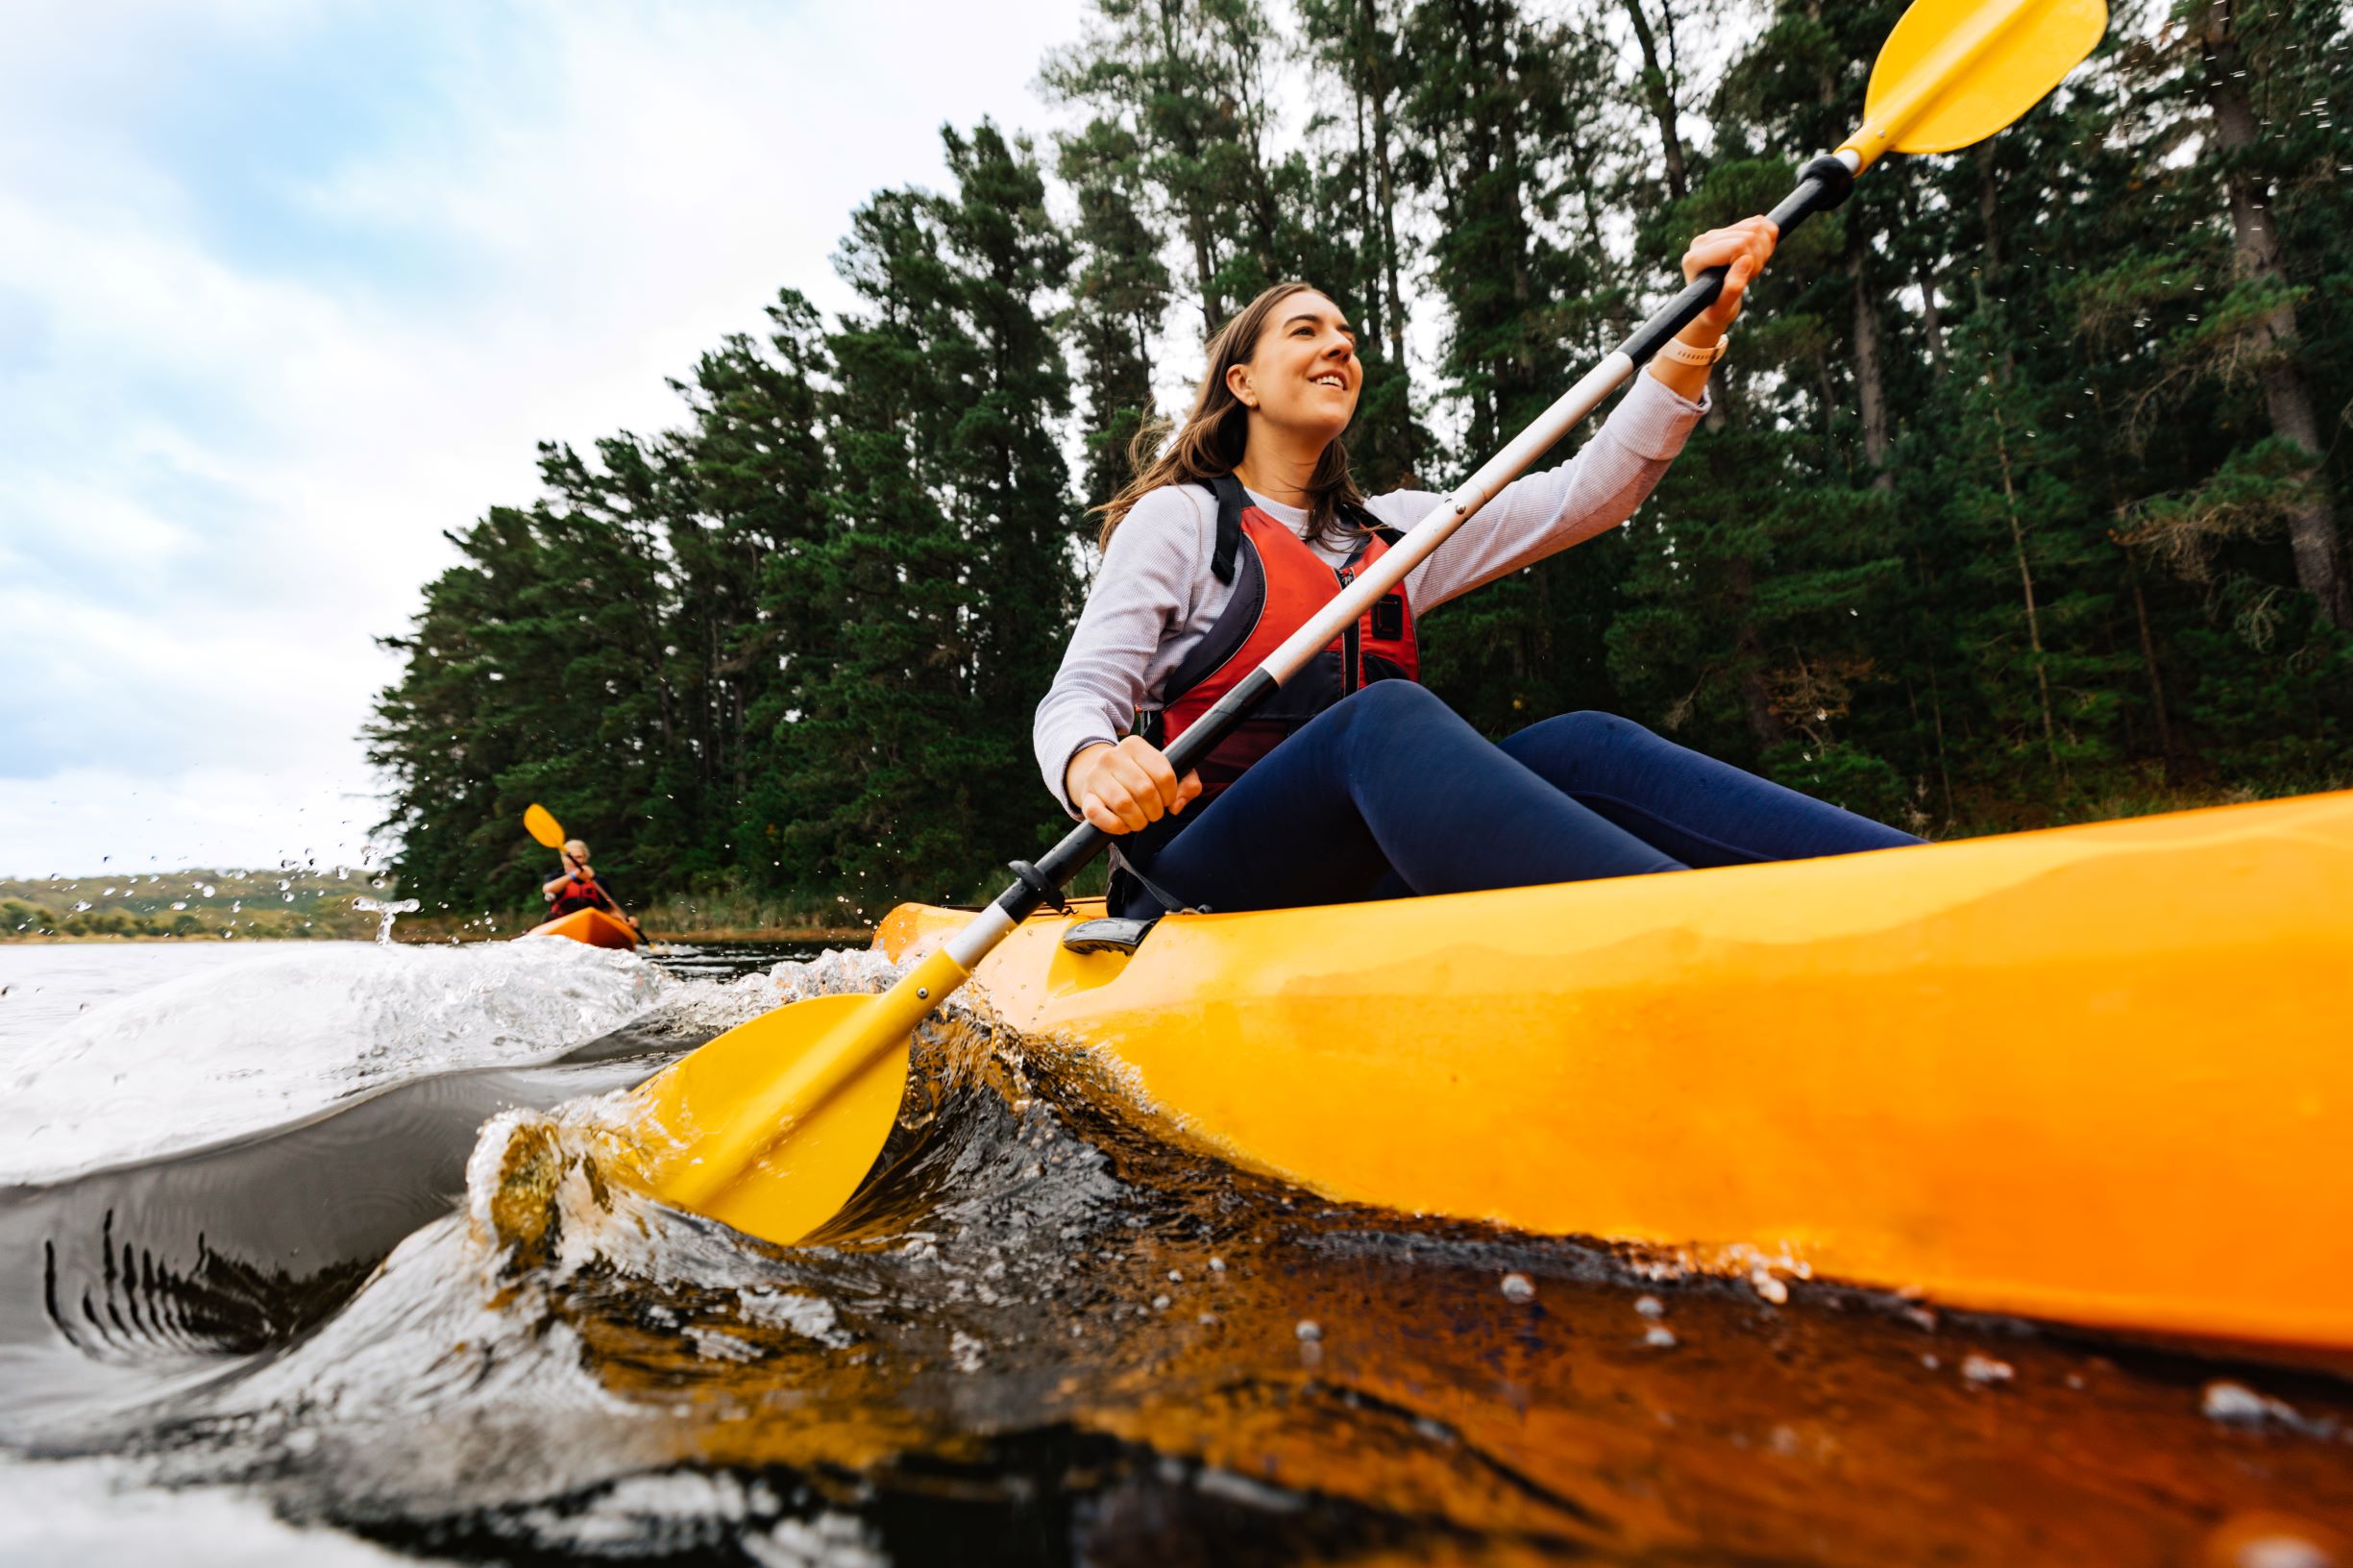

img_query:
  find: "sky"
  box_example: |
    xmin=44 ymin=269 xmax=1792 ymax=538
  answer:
xmin=0 ymin=0 xmax=1088 ymax=876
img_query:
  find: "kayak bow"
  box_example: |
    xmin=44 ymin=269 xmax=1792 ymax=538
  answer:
xmin=527 ymin=906 xmax=640 ymax=950
xmin=876 ymin=793 xmax=2353 ymax=1351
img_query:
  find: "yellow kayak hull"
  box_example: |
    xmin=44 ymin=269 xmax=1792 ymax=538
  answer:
xmin=527 ymin=906 xmax=639 ymax=949
xmin=876 ymin=791 xmax=2353 ymax=1350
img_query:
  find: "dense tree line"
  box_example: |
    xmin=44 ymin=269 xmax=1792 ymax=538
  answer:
xmin=370 ymin=0 xmax=2353 ymax=917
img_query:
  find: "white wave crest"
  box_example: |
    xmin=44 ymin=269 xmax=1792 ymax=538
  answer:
xmin=4 ymin=941 xmax=667 ymax=1184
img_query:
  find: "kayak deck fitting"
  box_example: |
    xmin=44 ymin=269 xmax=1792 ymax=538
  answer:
xmin=873 ymin=791 xmax=2353 ymax=1352
xmin=528 ymin=907 xmax=638 ymax=949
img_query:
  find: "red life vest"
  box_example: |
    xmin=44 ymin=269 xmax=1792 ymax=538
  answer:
xmin=1139 ymin=474 xmax=1421 ymax=802
xmin=550 ymin=872 xmax=608 ymax=910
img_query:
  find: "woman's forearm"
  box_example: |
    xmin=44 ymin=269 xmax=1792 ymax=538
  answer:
xmin=1645 ymin=344 xmax=1715 ymax=403
xmin=1380 ymin=371 xmax=1706 ymax=608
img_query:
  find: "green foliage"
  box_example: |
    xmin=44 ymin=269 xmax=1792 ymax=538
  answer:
xmin=368 ymin=0 xmax=2353 ymax=921
xmin=0 ymin=870 xmax=399 ymax=941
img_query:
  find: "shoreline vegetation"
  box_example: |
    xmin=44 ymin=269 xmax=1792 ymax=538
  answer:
xmin=0 ymin=870 xmax=877 ymax=945
xmin=7 ymin=775 xmax=2334 ymax=943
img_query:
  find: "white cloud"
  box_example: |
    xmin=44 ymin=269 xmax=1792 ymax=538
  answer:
xmin=0 ymin=0 xmax=1086 ymax=875
xmin=0 ymin=765 xmax=388 ymax=878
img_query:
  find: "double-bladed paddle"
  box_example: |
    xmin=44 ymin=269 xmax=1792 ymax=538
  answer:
xmin=615 ymin=0 xmax=2109 ymax=1246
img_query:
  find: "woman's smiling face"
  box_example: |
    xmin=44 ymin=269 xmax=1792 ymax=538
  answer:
xmin=1226 ymin=290 xmax=1360 ymax=444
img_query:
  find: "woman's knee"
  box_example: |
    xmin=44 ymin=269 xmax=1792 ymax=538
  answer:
xmin=1501 ymin=708 xmax=1646 ymax=762
xmin=1336 ymin=678 xmax=1451 ymax=727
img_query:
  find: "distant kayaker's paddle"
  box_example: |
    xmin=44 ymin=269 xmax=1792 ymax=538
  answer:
xmin=614 ymin=0 xmax=2109 ymax=1247
xmin=523 ymin=802 xmax=645 ymax=944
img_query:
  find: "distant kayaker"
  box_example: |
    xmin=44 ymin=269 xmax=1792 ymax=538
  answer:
xmin=543 ymin=840 xmax=623 ymax=919
xmin=1036 ymin=217 xmax=1923 ymax=919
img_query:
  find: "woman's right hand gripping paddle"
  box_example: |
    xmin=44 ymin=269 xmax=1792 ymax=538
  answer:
xmin=1065 ymin=737 xmax=1202 ymax=835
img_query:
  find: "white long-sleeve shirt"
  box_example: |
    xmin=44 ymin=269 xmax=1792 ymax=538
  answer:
xmin=1033 ymin=372 xmax=1708 ymax=809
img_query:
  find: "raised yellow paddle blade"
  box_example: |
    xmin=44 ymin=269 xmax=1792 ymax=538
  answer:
xmin=619 ymin=944 xmax=970 ymax=1244
xmin=523 ymin=802 xmax=566 ymax=849
xmin=1842 ymin=0 xmax=2106 ymax=169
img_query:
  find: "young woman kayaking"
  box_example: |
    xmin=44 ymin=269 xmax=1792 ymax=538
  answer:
xmin=1035 ymin=216 xmax=1923 ymax=919
xmin=542 ymin=839 xmax=623 ymax=919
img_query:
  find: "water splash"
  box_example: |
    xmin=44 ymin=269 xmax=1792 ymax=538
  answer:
xmin=349 ymin=896 xmax=420 ymax=944
xmin=1 ymin=941 xmax=665 ymax=1184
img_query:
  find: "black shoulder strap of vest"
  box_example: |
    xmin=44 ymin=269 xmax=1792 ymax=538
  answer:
xmin=1200 ymin=475 xmax=1250 ymax=585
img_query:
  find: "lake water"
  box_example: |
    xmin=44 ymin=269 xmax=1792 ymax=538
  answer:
xmin=3 ymin=935 xmax=2349 ymax=1566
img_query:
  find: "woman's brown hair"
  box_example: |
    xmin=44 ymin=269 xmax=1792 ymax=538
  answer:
xmin=1092 ymin=281 xmax=1368 ymax=550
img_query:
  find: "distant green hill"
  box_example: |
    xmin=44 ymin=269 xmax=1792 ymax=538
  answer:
xmin=0 ymin=869 xmax=402 ymax=941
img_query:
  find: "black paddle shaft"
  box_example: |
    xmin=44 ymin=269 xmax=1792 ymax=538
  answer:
xmin=1619 ymin=154 xmax=1857 ymax=366
xmin=995 ymin=152 xmax=1859 ymax=924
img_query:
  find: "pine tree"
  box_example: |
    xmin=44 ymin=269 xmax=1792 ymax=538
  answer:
xmin=1400 ymin=0 xmax=1631 ymax=735
xmin=778 ymin=124 xmax=1080 ymax=908
xmin=1044 ymin=0 xmax=1318 ymax=332
xmin=1059 ymin=115 xmax=1171 ymax=511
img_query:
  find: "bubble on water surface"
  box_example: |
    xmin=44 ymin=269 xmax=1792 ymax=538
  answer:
xmin=2203 ymin=1512 xmax=2347 ymax=1568
xmin=2204 ymin=1382 xmax=2341 ymax=1439
xmin=1963 ymin=1354 xmax=2014 ymax=1386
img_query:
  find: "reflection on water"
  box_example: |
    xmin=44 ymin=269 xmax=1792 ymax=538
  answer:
xmin=2 ymin=938 xmax=2349 ymax=1566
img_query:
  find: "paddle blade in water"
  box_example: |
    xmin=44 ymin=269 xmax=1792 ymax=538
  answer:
xmin=1846 ymin=0 xmax=2105 ymax=164
xmin=523 ymin=802 xmax=566 ymax=849
xmin=624 ymin=992 xmax=915 ymax=1245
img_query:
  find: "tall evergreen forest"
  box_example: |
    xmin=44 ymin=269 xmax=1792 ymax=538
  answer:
xmin=368 ymin=0 xmax=2353 ymax=920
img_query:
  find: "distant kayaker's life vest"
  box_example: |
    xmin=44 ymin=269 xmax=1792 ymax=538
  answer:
xmin=1137 ymin=474 xmax=1421 ymax=802
xmin=549 ymin=872 xmax=609 ymax=912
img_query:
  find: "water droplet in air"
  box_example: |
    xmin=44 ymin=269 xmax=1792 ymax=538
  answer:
xmin=1635 ymin=1295 xmax=1664 ymax=1318
xmin=1500 ymin=1273 xmax=1535 ymax=1303
xmin=1295 ymin=1320 xmax=1322 ymax=1342
xmin=1645 ymin=1325 xmax=1678 ymax=1348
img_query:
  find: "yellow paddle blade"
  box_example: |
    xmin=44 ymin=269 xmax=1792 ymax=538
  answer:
xmin=617 ymin=944 xmax=970 ymax=1245
xmin=523 ymin=802 xmax=566 ymax=849
xmin=1843 ymin=0 xmax=2106 ymax=168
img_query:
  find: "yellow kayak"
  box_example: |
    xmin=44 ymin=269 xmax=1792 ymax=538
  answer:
xmin=875 ymin=791 xmax=2353 ymax=1351
xmin=527 ymin=906 xmax=640 ymax=949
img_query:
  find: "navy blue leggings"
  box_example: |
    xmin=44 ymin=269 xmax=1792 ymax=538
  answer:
xmin=1121 ymin=681 xmax=1922 ymax=917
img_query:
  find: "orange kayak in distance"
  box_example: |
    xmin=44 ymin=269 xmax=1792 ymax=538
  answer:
xmin=874 ymin=791 xmax=2353 ymax=1352
xmin=527 ymin=907 xmax=639 ymax=950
